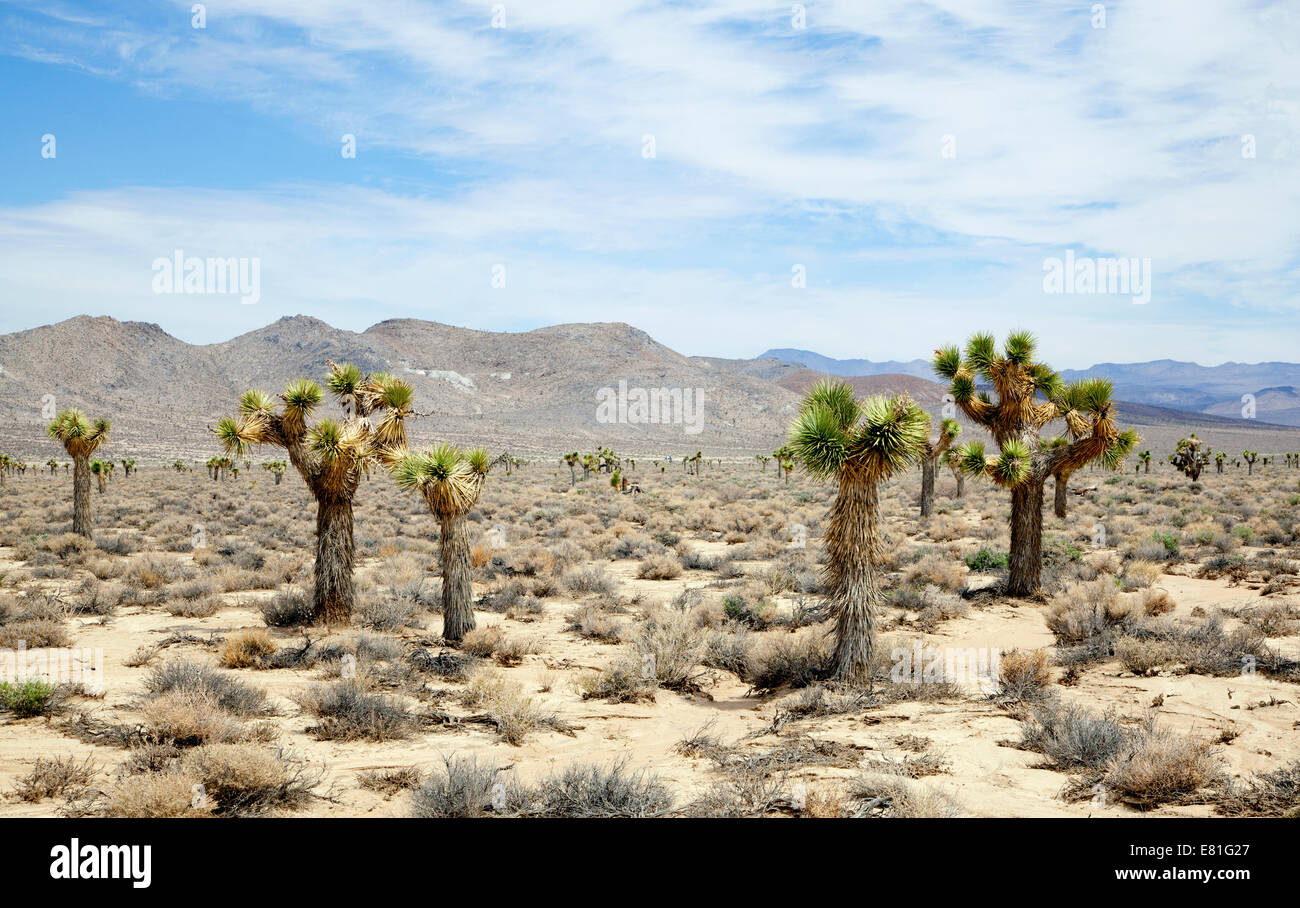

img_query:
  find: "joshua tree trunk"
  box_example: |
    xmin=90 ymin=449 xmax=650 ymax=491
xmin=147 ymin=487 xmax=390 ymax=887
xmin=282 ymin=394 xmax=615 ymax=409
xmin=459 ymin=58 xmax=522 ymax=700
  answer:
xmin=919 ymin=458 xmax=936 ymax=517
xmin=1053 ymin=471 xmax=1070 ymax=518
xmin=313 ymin=497 xmax=355 ymax=625
xmin=1143 ymin=461 xmax=1149 ymax=473
xmin=954 ymin=473 xmax=965 ymax=498
xmin=439 ymin=515 xmax=476 ymax=641
xmin=568 ymin=464 xmax=576 ymax=487
xmin=274 ymin=472 xmax=283 ymax=485
xmin=72 ymin=454 xmax=92 ymax=537
xmin=823 ymin=470 xmax=883 ymax=684
xmin=1007 ymin=478 xmax=1045 ymax=596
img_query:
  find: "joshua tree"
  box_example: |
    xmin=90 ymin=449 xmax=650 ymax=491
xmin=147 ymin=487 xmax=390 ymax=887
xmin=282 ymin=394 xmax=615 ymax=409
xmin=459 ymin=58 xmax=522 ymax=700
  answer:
xmin=581 ymin=454 xmax=596 ymax=480
xmin=90 ymin=459 xmax=109 ymax=494
xmin=215 ymin=362 xmax=414 ymax=625
xmin=756 ymin=454 xmax=770 ymax=472
xmin=120 ymin=458 xmax=136 ymax=477
xmin=46 ymin=459 xmax=58 ymax=475
xmin=562 ymin=452 xmax=579 ymax=486
xmin=1138 ymin=450 xmax=1151 ymax=473
xmin=392 ymin=445 xmax=489 ymax=642
xmin=1214 ymin=451 xmax=1227 ymax=474
xmin=919 ymin=417 xmax=961 ymax=517
xmin=788 ymin=381 xmax=928 ymax=684
xmin=1168 ymin=435 xmax=1210 ymax=481
xmin=942 ymin=448 xmax=966 ymax=498
xmin=262 ymin=460 xmax=287 ymax=485
xmin=773 ymin=445 xmax=796 ymax=484
xmin=1243 ymin=450 xmax=1258 ymax=475
xmin=935 ymin=332 xmax=1136 ymax=597
xmin=46 ymin=409 xmax=111 ymax=537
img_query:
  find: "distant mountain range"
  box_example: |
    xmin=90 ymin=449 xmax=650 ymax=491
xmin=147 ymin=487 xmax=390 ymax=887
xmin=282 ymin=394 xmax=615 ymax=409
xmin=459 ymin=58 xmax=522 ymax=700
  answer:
xmin=0 ymin=317 xmax=1294 ymax=461
xmin=761 ymin=348 xmax=1300 ymax=427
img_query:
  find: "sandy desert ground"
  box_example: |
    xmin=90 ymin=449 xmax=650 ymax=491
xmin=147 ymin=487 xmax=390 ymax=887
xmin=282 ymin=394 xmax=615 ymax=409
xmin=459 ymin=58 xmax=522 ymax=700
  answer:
xmin=1 ymin=457 xmax=1297 ymax=818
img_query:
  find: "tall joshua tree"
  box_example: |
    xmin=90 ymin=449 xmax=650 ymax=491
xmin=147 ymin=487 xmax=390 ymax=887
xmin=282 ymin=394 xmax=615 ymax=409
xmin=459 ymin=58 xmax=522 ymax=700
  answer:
xmin=215 ymin=362 xmax=413 ymax=625
xmin=1138 ymin=450 xmax=1151 ymax=473
xmin=392 ymin=445 xmax=489 ymax=642
xmin=935 ymin=332 xmax=1137 ymax=597
xmin=919 ymin=417 xmax=961 ymax=517
xmin=47 ymin=409 xmax=111 ymax=537
xmin=1242 ymin=450 xmax=1258 ymax=475
xmin=788 ymin=381 xmax=928 ymax=684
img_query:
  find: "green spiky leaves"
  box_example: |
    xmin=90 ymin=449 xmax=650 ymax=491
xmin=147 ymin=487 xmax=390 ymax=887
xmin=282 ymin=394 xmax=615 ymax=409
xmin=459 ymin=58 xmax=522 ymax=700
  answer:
xmin=282 ymin=379 xmax=324 ymax=414
xmin=964 ymin=333 xmax=998 ymax=378
xmin=47 ymin=408 xmax=110 ymax=458
xmin=932 ymin=345 xmax=962 ymax=380
xmin=1101 ymin=428 xmax=1140 ymax=471
xmin=788 ymin=381 xmax=927 ymax=481
xmin=238 ymin=389 xmax=275 ymax=414
xmin=938 ymin=418 xmax=961 ymax=444
xmin=392 ymin=443 xmax=484 ymax=518
xmin=992 ymin=439 xmax=1032 ymax=485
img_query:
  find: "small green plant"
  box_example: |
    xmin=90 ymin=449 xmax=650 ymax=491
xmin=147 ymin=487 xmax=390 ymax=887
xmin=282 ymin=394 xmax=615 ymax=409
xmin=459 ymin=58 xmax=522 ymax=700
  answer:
xmin=965 ymin=549 xmax=1009 ymax=571
xmin=1232 ymin=524 xmax=1256 ymax=545
xmin=0 ymin=680 xmax=60 ymax=717
xmin=1151 ymin=531 xmax=1180 ymax=557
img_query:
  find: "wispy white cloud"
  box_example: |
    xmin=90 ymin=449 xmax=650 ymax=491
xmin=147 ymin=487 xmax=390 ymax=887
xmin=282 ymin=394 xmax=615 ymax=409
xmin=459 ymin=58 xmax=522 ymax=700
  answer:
xmin=0 ymin=0 xmax=1297 ymax=366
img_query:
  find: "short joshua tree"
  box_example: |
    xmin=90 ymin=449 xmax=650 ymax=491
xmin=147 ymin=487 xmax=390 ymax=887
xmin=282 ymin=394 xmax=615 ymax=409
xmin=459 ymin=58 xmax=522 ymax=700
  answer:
xmin=788 ymin=381 xmax=928 ymax=684
xmin=262 ymin=460 xmax=287 ymax=485
xmin=1242 ymin=450 xmax=1258 ymax=475
xmin=90 ymin=459 xmax=109 ymax=494
xmin=935 ymin=332 xmax=1137 ymax=597
xmin=392 ymin=445 xmax=490 ymax=642
xmin=1138 ymin=450 xmax=1151 ymax=473
xmin=942 ymin=448 xmax=966 ymax=498
xmin=46 ymin=409 xmax=111 ymax=537
xmin=919 ymin=417 xmax=961 ymax=517
xmin=215 ymin=362 xmax=414 ymax=625
xmin=1169 ymin=435 xmax=1211 ymax=481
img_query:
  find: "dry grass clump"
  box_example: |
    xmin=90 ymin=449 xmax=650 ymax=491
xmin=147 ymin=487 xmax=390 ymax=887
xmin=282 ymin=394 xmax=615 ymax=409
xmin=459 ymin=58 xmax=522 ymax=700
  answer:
xmin=1140 ymin=587 xmax=1175 ymax=616
xmin=630 ymin=609 xmax=706 ymax=690
xmin=145 ymin=659 xmax=272 ymax=716
xmin=636 ymin=552 xmax=683 ymax=580
xmin=358 ymin=765 xmax=424 ymax=796
xmin=1018 ymin=700 xmax=1132 ymax=770
xmin=578 ymin=658 xmax=657 ymax=703
xmin=140 ymin=690 xmax=245 ymax=747
xmin=562 ymin=565 xmax=616 ymax=596
xmin=104 ymin=772 xmax=210 ymax=818
xmin=902 ymin=552 xmax=966 ymax=592
xmin=564 ymin=602 xmax=625 ymax=642
xmin=461 ymin=665 xmax=575 ymax=744
xmin=219 ymin=629 xmax=276 ymax=668
xmin=180 ymin=743 xmax=322 ymax=815
xmin=1122 ymin=559 xmax=1163 ymax=589
xmin=997 ymin=648 xmax=1053 ymax=702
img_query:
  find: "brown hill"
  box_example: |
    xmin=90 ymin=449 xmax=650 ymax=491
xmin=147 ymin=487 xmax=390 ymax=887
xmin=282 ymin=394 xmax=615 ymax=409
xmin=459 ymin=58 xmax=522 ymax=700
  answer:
xmin=0 ymin=316 xmax=802 ymax=461
xmin=775 ymin=369 xmax=950 ymax=409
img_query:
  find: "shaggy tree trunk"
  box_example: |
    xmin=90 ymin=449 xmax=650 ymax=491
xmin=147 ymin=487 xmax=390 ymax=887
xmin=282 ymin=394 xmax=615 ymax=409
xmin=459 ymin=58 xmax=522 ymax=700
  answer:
xmin=313 ymin=497 xmax=355 ymax=625
xmin=953 ymin=472 xmax=965 ymax=498
xmin=1143 ymin=461 xmax=1149 ymax=473
xmin=823 ymin=471 xmax=883 ymax=685
xmin=1006 ymin=478 xmax=1045 ymax=596
xmin=1053 ymin=472 xmax=1070 ymax=519
xmin=439 ymin=515 xmax=476 ymax=641
xmin=274 ymin=472 xmax=283 ymax=485
xmin=919 ymin=458 xmax=936 ymax=517
xmin=568 ymin=464 xmax=576 ymax=486
xmin=72 ymin=454 xmax=92 ymax=537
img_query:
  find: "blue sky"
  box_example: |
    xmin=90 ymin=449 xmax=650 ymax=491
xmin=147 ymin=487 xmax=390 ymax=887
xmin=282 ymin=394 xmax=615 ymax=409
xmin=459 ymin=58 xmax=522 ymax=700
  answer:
xmin=0 ymin=0 xmax=1297 ymax=367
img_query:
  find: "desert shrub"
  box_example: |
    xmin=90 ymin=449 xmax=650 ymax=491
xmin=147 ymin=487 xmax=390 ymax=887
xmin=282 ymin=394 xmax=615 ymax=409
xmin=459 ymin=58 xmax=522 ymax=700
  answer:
xmin=165 ymin=595 xmax=221 ymax=618
xmin=260 ymin=589 xmax=314 ymax=627
xmin=219 ymin=629 xmax=277 ymax=669
xmin=562 ymin=565 xmax=616 ymax=596
xmin=410 ymin=754 xmax=519 ymax=818
xmin=0 ymin=680 xmax=64 ymax=717
xmin=141 ymin=689 xmax=244 ymax=747
xmin=1045 ymin=578 xmax=1130 ymax=645
xmin=1102 ymin=724 xmax=1223 ymax=809
xmin=997 ymin=649 xmax=1053 ymax=702
xmin=564 ymin=603 xmax=624 ymax=642
xmin=636 ymin=553 xmax=683 ymax=580
xmin=145 ymin=660 xmax=271 ymax=716
xmin=357 ymin=594 xmax=422 ymax=631
xmin=297 ymin=681 xmax=414 ymax=742
xmin=902 ymin=553 xmax=965 ymax=592
xmin=745 ymin=631 xmax=831 ymax=690
xmin=631 ymin=610 xmax=706 ymax=690
xmin=357 ymin=765 xmax=424 ymax=796
xmin=848 ymin=773 xmax=963 ymax=817
xmin=1122 ymin=559 xmax=1163 ymax=589
xmin=181 ymin=743 xmax=320 ymax=816
xmin=105 ymin=772 xmax=208 ymax=817
xmin=1216 ymin=761 xmax=1300 ymax=817
xmin=703 ymin=625 xmax=753 ymax=676
xmin=523 ymin=761 xmax=673 ymax=818
xmin=12 ymin=754 xmax=96 ymax=802
xmin=964 ymin=549 xmax=1008 ymax=572
xmin=1140 ymin=587 xmax=1175 ymax=616
xmin=1019 ymin=700 xmax=1131 ymax=770
xmin=578 ymin=659 xmax=657 ymax=703
xmin=462 ymin=625 xmax=504 ymax=658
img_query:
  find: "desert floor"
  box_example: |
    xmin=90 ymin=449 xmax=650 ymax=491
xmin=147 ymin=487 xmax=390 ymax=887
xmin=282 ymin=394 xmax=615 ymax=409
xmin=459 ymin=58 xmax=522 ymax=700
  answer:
xmin=0 ymin=458 xmax=1297 ymax=817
